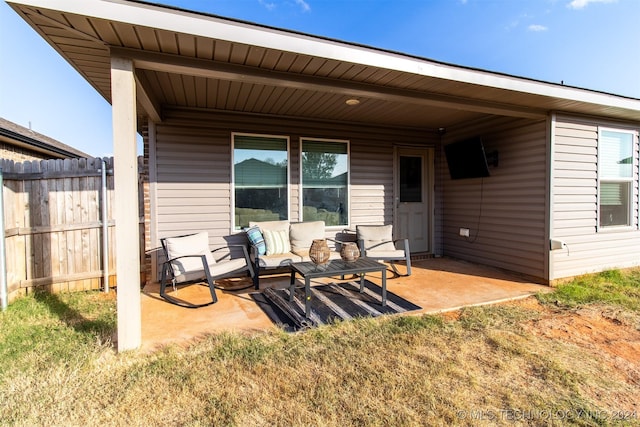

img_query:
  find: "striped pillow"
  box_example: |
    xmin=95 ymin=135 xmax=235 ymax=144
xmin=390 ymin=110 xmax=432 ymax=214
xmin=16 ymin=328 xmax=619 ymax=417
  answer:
xmin=263 ymin=229 xmax=291 ymax=255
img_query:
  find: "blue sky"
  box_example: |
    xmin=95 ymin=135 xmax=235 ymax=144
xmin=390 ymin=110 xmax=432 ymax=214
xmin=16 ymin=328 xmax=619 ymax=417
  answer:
xmin=1 ymin=0 xmax=638 ymax=157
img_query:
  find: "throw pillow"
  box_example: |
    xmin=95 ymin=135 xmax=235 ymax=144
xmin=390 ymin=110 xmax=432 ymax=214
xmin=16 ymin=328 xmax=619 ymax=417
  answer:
xmin=263 ymin=229 xmax=291 ymax=255
xmin=289 ymin=221 xmax=324 ymax=251
xmin=245 ymin=226 xmax=266 ymax=255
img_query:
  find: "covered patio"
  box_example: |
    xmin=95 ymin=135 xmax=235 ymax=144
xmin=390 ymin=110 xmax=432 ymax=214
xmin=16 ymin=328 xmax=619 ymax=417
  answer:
xmin=10 ymin=0 xmax=637 ymax=352
xmin=140 ymin=257 xmax=549 ymax=352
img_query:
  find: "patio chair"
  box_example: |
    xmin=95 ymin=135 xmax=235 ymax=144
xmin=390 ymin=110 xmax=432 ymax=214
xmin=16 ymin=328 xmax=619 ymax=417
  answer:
xmin=160 ymin=231 xmax=254 ymax=308
xmin=356 ymin=224 xmax=412 ymax=277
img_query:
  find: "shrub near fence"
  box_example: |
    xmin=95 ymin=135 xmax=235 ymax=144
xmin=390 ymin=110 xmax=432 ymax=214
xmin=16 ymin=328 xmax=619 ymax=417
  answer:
xmin=0 ymin=157 xmax=144 ymax=301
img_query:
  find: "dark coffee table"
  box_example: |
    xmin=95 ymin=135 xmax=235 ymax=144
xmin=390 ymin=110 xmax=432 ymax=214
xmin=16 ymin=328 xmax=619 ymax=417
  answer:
xmin=289 ymin=257 xmax=387 ymax=319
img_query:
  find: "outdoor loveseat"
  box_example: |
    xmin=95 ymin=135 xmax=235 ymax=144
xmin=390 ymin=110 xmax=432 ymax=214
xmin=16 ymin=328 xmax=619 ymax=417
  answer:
xmin=245 ymin=220 xmax=412 ymax=288
xmin=245 ymin=220 xmax=343 ymax=289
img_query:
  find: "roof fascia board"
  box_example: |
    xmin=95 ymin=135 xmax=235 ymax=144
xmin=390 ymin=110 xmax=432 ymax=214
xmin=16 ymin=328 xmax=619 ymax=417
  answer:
xmin=112 ymin=47 xmax=546 ymax=120
xmin=10 ymin=0 xmax=640 ymax=114
xmin=8 ymin=2 xmax=113 ymax=105
xmin=0 ymin=128 xmax=84 ymax=158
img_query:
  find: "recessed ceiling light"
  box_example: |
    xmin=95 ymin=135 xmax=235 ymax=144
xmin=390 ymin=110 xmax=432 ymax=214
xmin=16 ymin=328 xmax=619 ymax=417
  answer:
xmin=345 ymin=98 xmax=360 ymax=106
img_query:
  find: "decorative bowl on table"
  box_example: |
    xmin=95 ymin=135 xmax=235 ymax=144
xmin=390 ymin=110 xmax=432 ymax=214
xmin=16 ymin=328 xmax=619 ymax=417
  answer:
xmin=340 ymin=242 xmax=360 ymax=262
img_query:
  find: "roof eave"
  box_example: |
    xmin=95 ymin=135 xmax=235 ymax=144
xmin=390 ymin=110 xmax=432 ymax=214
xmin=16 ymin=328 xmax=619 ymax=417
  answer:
xmin=8 ymin=0 xmax=640 ymax=123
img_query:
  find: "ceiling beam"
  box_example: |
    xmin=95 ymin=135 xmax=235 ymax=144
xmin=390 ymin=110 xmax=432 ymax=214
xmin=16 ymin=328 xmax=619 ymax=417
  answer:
xmin=134 ymin=71 xmax=163 ymax=123
xmin=110 ymin=47 xmax=548 ymax=120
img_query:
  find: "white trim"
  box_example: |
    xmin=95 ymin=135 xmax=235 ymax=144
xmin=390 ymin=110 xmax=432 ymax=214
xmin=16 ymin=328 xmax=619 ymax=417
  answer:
xmin=299 ymin=137 xmax=350 ymax=229
xmin=148 ymin=120 xmax=158 ymax=282
xmin=427 ymin=147 xmax=435 ymax=254
xmin=596 ymin=126 xmax=637 ymax=231
xmin=547 ymin=113 xmax=555 ymax=281
xmin=231 ymin=132 xmax=291 ymax=232
xmin=9 ymin=0 xmax=640 ymax=112
xmin=394 ymin=146 xmax=434 ymax=254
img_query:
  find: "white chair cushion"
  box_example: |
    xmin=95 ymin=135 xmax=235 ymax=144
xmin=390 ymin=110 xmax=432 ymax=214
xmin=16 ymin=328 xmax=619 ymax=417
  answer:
xmin=209 ymin=258 xmax=248 ymax=276
xmin=364 ymin=249 xmax=406 ymax=259
xmin=357 ymin=225 xmax=396 ymax=252
xmin=256 ymin=253 xmax=303 ymax=268
xmin=173 ymin=257 xmax=248 ymax=283
xmin=164 ymin=232 xmax=216 ymax=278
xmin=289 ymin=221 xmax=325 ymax=251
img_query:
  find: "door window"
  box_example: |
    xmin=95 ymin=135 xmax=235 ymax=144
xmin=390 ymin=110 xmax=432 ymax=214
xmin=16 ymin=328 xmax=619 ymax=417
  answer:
xmin=399 ymin=155 xmax=422 ymax=203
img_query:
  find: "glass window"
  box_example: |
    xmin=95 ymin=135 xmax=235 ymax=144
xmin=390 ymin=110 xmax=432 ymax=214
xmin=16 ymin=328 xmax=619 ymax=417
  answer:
xmin=598 ymin=129 xmax=634 ymax=228
xmin=399 ymin=155 xmax=422 ymax=203
xmin=301 ymin=138 xmax=348 ymax=227
xmin=233 ymin=134 xmax=288 ymax=230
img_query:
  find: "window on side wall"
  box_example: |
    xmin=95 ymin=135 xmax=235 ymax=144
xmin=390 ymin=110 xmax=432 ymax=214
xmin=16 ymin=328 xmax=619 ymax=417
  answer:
xmin=233 ymin=134 xmax=289 ymax=230
xmin=598 ymin=128 xmax=634 ymax=229
xmin=300 ymin=138 xmax=349 ymax=227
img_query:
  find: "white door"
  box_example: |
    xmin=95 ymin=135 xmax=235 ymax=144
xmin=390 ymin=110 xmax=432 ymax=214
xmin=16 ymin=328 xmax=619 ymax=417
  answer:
xmin=394 ymin=148 xmax=432 ymax=254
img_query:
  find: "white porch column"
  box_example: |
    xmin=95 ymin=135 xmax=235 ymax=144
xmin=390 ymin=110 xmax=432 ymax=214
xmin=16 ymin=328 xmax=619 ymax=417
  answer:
xmin=111 ymin=56 xmax=141 ymax=351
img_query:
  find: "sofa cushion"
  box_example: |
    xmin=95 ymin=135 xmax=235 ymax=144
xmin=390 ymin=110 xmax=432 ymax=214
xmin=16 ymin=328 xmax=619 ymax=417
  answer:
xmin=249 ymin=220 xmax=289 ymax=233
xmin=263 ymin=229 xmax=291 ymax=255
xmin=292 ymin=248 xmax=342 ymax=262
xmin=289 ymin=221 xmax=325 ymax=251
xmin=255 ymin=252 xmax=303 ymax=268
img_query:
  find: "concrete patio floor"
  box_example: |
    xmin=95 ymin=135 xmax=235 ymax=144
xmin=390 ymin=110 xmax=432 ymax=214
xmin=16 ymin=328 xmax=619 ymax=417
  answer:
xmin=140 ymin=257 xmax=550 ymax=352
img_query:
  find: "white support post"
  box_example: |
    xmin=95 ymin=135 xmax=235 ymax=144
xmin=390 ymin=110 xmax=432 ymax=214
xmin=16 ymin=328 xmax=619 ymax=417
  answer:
xmin=111 ymin=56 xmax=141 ymax=351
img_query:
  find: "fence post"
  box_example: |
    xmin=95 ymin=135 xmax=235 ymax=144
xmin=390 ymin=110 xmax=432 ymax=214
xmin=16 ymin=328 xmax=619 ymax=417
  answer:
xmin=0 ymin=166 xmax=7 ymax=311
xmin=101 ymin=158 xmax=109 ymax=293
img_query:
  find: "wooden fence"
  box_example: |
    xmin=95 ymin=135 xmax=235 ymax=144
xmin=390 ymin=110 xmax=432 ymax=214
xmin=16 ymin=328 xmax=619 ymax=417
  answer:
xmin=1 ymin=157 xmax=145 ymax=300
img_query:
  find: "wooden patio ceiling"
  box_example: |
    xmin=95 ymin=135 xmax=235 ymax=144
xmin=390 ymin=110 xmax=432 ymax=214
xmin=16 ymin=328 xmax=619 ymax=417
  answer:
xmin=8 ymin=0 xmax=640 ymax=130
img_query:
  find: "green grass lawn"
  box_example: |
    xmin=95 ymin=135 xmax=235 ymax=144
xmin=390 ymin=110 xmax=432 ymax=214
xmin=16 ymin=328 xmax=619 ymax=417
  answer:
xmin=1 ymin=269 xmax=638 ymax=426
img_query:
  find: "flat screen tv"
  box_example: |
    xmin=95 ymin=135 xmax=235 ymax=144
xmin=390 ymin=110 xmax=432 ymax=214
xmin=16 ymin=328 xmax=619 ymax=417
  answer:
xmin=444 ymin=137 xmax=491 ymax=180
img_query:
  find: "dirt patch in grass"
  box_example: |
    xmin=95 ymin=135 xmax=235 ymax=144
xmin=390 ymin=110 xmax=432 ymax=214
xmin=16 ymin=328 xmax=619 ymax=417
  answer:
xmin=513 ymin=297 xmax=640 ymax=413
xmin=521 ymin=299 xmax=640 ymax=376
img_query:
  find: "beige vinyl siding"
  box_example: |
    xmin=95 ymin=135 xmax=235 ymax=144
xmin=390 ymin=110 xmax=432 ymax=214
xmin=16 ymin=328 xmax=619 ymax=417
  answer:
xmin=350 ymin=146 xmax=394 ymax=226
xmin=155 ymin=126 xmax=232 ymax=246
xmin=442 ymin=117 xmax=548 ymax=280
xmin=151 ymin=107 xmax=436 ymax=279
xmin=550 ymin=115 xmax=640 ymax=280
